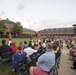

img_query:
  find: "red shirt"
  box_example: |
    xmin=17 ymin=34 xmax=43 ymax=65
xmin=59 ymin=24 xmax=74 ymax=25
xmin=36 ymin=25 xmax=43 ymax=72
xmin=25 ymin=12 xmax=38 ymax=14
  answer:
xmin=8 ymin=35 xmax=12 ymax=41
xmin=10 ymin=46 xmax=18 ymax=53
xmin=37 ymin=35 xmax=41 ymax=40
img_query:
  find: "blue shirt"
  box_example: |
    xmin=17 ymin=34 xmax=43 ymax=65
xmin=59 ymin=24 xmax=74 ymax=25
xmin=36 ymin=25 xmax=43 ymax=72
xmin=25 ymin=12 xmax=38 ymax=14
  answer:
xmin=12 ymin=52 xmax=27 ymax=69
xmin=23 ymin=44 xmax=28 ymax=49
xmin=38 ymin=50 xmax=55 ymax=72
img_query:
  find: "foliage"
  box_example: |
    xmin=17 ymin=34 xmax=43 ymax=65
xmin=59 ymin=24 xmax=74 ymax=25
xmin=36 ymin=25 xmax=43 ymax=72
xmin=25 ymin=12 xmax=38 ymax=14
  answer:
xmin=12 ymin=22 xmax=23 ymax=34
xmin=19 ymin=34 xmax=30 ymax=38
xmin=0 ymin=20 xmax=7 ymax=31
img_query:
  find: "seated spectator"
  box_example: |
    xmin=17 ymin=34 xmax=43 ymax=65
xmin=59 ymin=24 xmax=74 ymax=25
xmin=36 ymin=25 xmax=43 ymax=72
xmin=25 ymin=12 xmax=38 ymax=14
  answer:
xmin=34 ymin=41 xmax=38 ymax=46
xmin=0 ymin=40 xmax=11 ymax=58
xmin=10 ymin=42 xmax=18 ymax=53
xmin=34 ymin=43 xmax=38 ymax=50
xmin=69 ymin=46 xmax=76 ymax=56
xmin=29 ymin=40 xmax=34 ymax=46
xmin=37 ymin=42 xmax=43 ymax=51
xmin=42 ymin=39 xmax=46 ymax=48
xmin=23 ymin=41 xmax=28 ymax=50
xmin=53 ymin=43 xmax=59 ymax=60
xmin=10 ymin=43 xmax=13 ymax=46
xmin=70 ymin=52 xmax=76 ymax=69
xmin=12 ymin=46 xmax=29 ymax=72
xmin=30 ymin=43 xmax=55 ymax=75
xmin=71 ymin=39 xmax=75 ymax=47
xmin=24 ymin=43 xmax=37 ymax=56
xmin=19 ymin=41 xmax=23 ymax=47
xmin=74 ymin=39 xmax=76 ymax=47
xmin=59 ymin=40 xmax=63 ymax=49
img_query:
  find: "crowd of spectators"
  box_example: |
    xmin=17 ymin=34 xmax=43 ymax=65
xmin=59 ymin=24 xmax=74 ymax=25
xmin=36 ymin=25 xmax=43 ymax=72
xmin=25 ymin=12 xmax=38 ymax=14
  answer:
xmin=0 ymin=37 xmax=63 ymax=75
xmin=66 ymin=37 xmax=76 ymax=69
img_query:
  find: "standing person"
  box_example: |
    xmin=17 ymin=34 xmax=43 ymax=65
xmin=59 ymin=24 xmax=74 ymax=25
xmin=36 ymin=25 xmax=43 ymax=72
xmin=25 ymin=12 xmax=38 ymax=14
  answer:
xmin=30 ymin=35 xmax=33 ymax=41
xmin=8 ymin=33 xmax=12 ymax=46
xmin=37 ymin=34 xmax=41 ymax=43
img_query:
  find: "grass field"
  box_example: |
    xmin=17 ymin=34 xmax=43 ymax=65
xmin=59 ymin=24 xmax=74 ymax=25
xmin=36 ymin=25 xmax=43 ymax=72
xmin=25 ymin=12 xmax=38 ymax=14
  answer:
xmin=0 ymin=38 xmax=37 ymax=45
xmin=0 ymin=38 xmax=37 ymax=75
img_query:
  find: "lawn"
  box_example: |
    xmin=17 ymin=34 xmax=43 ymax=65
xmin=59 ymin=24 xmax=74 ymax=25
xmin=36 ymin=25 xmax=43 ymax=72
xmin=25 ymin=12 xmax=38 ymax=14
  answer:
xmin=0 ymin=38 xmax=37 ymax=75
xmin=0 ymin=38 xmax=37 ymax=45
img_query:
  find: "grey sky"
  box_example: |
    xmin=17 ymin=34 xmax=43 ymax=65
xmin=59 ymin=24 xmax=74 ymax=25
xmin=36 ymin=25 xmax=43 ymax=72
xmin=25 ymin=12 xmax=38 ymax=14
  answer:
xmin=0 ymin=0 xmax=76 ymax=31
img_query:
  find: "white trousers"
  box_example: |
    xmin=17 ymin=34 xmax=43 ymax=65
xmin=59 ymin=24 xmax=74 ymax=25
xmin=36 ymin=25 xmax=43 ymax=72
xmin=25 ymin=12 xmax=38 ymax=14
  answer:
xmin=8 ymin=41 xmax=12 ymax=46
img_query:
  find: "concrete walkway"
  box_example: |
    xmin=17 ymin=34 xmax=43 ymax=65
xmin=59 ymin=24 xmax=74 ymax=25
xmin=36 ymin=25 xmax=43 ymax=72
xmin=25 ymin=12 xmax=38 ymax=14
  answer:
xmin=58 ymin=43 xmax=76 ymax=75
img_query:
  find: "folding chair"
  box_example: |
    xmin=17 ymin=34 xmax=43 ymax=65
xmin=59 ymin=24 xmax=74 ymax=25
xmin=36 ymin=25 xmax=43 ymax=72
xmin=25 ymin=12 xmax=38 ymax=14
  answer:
xmin=0 ymin=52 xmax=12 ymax=62
xmin=0 ymin=52 xmax=12 ymax=73
xmin=17 ymin=57 xmax=34 ymax=75
xmin=46 ymin=61 xmax=59 ymax=75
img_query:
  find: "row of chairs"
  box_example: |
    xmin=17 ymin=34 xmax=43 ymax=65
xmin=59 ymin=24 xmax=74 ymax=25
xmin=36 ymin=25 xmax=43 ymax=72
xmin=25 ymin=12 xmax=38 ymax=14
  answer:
xmin=16 ymin=49 xmax=61 ymax=75
xmin=17 ymin=49 xmax=45 ymax=75
xmin=0 ymin=52 xmax=12 ymax=74
xmin=0 ymin=48 xmax=61 ymax=75
xmin=0 ymin=49 xmax=45 ymax=75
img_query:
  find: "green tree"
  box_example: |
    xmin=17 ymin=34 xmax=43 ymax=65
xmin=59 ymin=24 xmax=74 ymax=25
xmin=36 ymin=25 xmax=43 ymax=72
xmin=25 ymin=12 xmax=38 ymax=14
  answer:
xmin=0 ymin=20 xmax=7 ymax=31
xmin=13 ymin=22 xmax=23 ymax=34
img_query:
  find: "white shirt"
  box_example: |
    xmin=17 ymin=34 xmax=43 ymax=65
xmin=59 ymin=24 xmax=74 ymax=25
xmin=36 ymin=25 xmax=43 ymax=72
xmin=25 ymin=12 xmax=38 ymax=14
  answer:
xmin=24 ymin=47 xmax=37 ymax=55
xmin=42 ymin=43 xmax=46 ymax=48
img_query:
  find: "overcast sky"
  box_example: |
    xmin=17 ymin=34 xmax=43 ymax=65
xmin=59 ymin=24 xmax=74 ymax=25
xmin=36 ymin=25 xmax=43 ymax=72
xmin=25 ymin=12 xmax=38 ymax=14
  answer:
xmin=0 ymin=0 xmax=76 ymax=31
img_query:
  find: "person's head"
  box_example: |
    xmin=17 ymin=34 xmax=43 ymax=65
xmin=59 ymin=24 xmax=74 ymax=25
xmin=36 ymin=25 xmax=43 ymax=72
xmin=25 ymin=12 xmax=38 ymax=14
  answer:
xmin=10 ymin=43 xmax=13 ymax=46
xmin=16 ymin=46 xmax=22 ymax=54
xmin=29 ymin=43 xmax=32 ymax=47
xmin=32 ymin=45 xmax=34 ymax=49
xmin=34 ymin=43 xmax=37 ymax=47
xmin=12 ymin=42 xmax=16 ymax=46
xmin=24 ymin=41 xmax=27 ymax=44
xmin=43 ymin=39 xmax=45 ymax=43
xmin=54 ymin=41 xmax=59 ymax=47
xmin=48 ymin=39 xmax=51 ymax=43
xmin=19 ymin=41 xmax=23 ymax=46
xmin=46 ymin=43 xmax=53 ymax=50
xmin=46 ymin=40 xmax=49 ymax=43
xmin=29 ymin=41 xmax=32 ymax=44
xmin=18 ymin=46 xmax=22 ymax=51
xmin=34 ymin=41 xmax=36 ymax=44
xmin=2 ymin=40 xmax=6 ymax=45
xmin=39 ymin=42 xmax=42 ymax=46
xmin=53 ymin=44 xmax=57 ymax=51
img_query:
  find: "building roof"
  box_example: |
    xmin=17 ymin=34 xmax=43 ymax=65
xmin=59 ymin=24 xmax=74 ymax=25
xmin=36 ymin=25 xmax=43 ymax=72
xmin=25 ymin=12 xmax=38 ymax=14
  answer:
xmin=38 ymin=27 xmax=73 ymax=32
xmin=3 ymin=18 xmax=15 ymax=24
xmin=23 ymin=28 xmax=36 ymax=32
xmin=72 ymin=24 xmax=76 ymax=26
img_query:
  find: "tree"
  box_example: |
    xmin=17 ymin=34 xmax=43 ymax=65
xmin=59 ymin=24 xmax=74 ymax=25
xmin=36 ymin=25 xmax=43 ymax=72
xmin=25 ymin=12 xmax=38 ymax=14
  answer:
xmin=0 ymin=20 xmax=7 ymax=32
xmin=13 ymin=22 xmax=23 ymax=35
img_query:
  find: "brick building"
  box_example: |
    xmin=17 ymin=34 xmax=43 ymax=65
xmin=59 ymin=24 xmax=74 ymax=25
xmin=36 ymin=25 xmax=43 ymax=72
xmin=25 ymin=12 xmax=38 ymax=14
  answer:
xmin=0 ymin=19 xmax=36 ymax=36
xmin=0 ymin=18 xmax=76 ymax=38
xmin=38 ymin=25 xmax=76 ymax=38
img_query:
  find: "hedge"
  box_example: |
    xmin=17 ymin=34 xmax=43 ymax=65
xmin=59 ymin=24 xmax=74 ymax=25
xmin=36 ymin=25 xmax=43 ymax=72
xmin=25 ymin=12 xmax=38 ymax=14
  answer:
xmin=0 ymin=34 xmax=30 ymax=38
